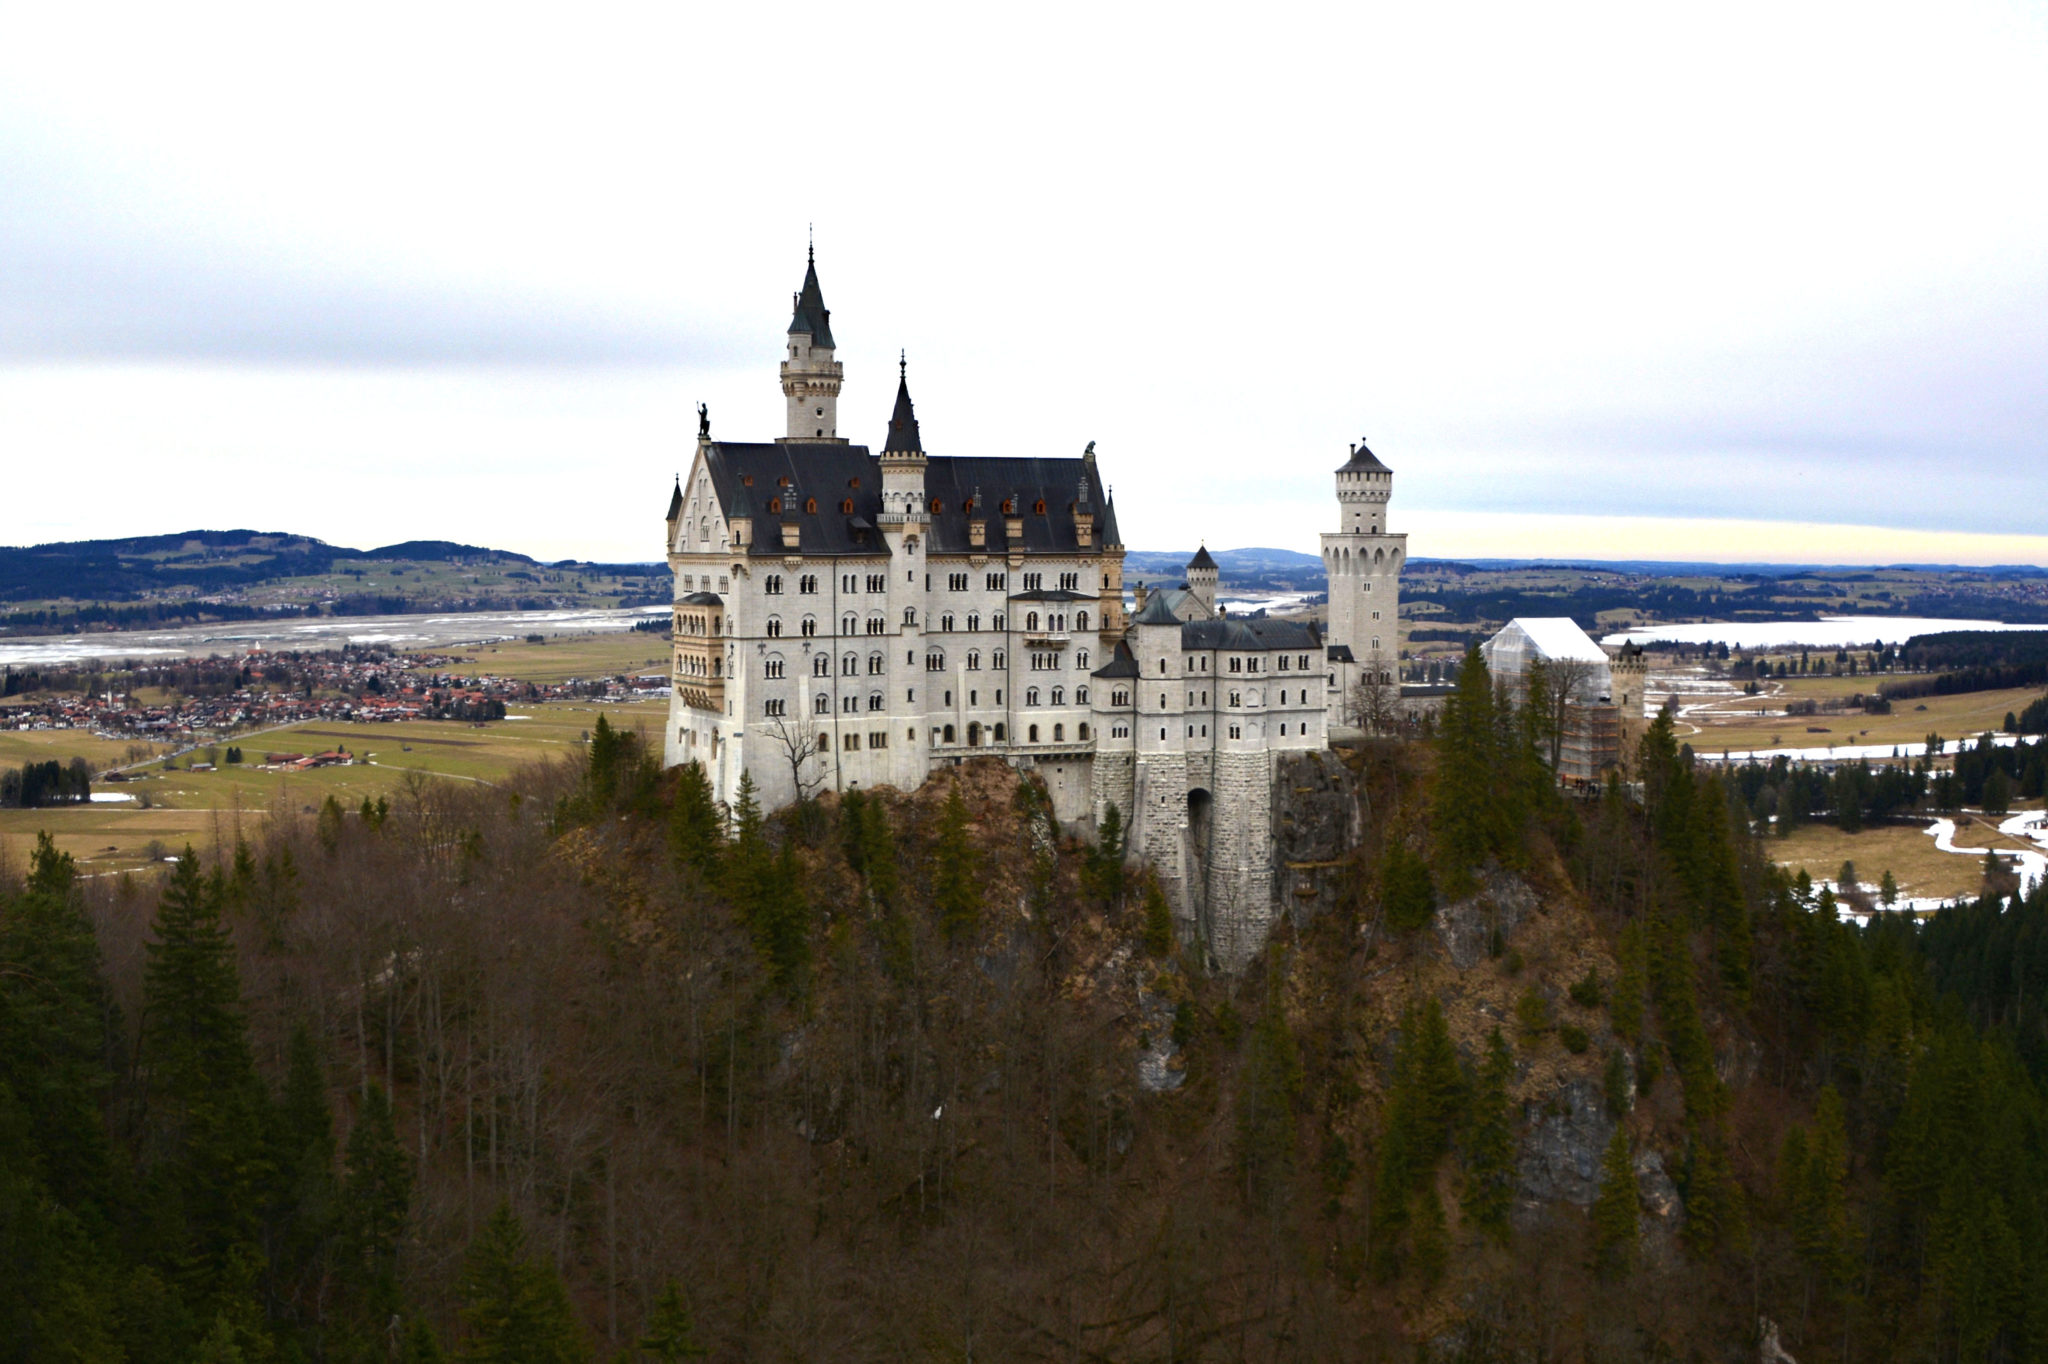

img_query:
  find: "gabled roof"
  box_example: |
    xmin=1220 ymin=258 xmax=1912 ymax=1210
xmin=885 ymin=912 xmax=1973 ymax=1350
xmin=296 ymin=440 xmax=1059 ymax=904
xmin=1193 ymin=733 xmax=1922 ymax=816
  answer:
xmin=1338 ymin=440 xmax=1389 ymax=473
xmin=788 ymin=249 xmax=835 ymax=348
xmin=679 ymin=591 xmax=724 ymax=606
xmin=1092 ymin=640 xmax=1140 ymax=678
xmin=1181 ymin=617 xmax=1322 ymax=653
xmin=1187 ymin=545 xmax=1217 ymax=572
xmin=1132 ymin=592 xmax=1182 ymax=626
xmin=884 ymin=371 xmax=923 ymax=454
xmin=1326 ymin=643 xmax=1355 ymax=663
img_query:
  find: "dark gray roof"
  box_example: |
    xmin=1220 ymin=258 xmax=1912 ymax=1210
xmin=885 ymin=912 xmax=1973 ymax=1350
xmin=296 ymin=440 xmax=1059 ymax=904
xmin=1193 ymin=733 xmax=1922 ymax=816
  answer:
xmin=788 ymin=250 xmax=835 ymax=348
xmin=1187 ymin=545 xmax=1217 ymax=572
xmin=1092 ymin=640 xmax=1139 ymax=678
xmin=1009 ymin=588 xmax=1094 ymax=602
xmin=1181 ymin=617 xmax=1322 ymax=652
xmin=1339 ymin=440 xmax=1389 ymax=473
xmin=885 ymin=372 xmax=922 ymax=454
xmin=665 ymin=480 xmax=683 ymax=521
xmin=700 ymin=440 xmax=1121 ymax=559
xmin=1099 ymin=490 xmax=1123 ymax=547
xmin=1326 ymin=643 xmax=1355 ymax=663
xmin=1132 ymin=592 xmax=1181 ymax=625
xmin=679 ymin=591 xmax=723 ymax=606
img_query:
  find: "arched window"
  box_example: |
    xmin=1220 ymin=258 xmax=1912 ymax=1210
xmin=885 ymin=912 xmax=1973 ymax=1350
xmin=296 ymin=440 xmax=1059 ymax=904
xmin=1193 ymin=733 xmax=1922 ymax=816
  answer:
xmin=1027 ymin=612 xmax=1040 ymax=630
xmin=925 ymin=650 xmax=945 ymax=671
xmin=1158 ymin=659 xmax=1166 ymax=674
xmin=869 ymin=692 xmax=884 ymax=711
xmin=867 ymin=614 xmax=885 ymax=635
xmin=842 ymin=613 xmax=858 ymax=634
xmin=841 ymin=498 xmax=854 ymax=514
xmin=966 ymin=650 xmax=981 ymax=670
xmin=800 ymin=616 xmax=816 ymax=637
xmin=1026 ymin=687 xmax=1040 ymax=706
xmin=1077 ymin=610 xmax=1089 ymax=630
xmin=868 ymin=652 xmax=884 ymax=674
xmin=966 ymin=613 xmax=980 ymax=631
xmin=941 ymin=613 xmax=955 ymax=631
xmin=765 ymin=574 xmax=783 ymax=594
xmin=992 ymin=650 xmax=1006 ymax=669
xmin=942 ymin=724 xmax=956 ymax=743
xmin=1076 ymin=649 xmax=1089 ymax=669
xmin=1078 ymin=722 xmax=1090 ymax=740
xmin=991 ymin=612 xmax=1005 ymax=630
xmin=1053 ymin=723 xmax=1064 ymax=741
xmin=993 ymin=723 xmax=1006 ymax=741
xmin=764 ymin=656 xmax=785 ymax=679
xmin=1051 ymin=687 xmax=1065 ymax=705
xmin=967 ymin=721 xmax=981 ymax=746
xmin=841 ymin=653 xmax=857 ymax=676
xmin=1033 ymin=499 xmax=1046 ymax=514
xmin=1028 ymin=724 xmax=1040 ymax=742
xmin=903 ymin=607 xmax=917 ymax=626
xmin=805 ymin=498 xmax=817 ymax=514
xmin=814 ymin=693 xmax=831 ymax=714
xmin=766 ymin=617 xmax=782 ymax=638
xmin=813 ymin=655 xmax=830 ymax=677
xmin=1076 ymin=685 xmax=1089 ymax=704
xmin=1112 ymin=689 xmax=1128 ymax=707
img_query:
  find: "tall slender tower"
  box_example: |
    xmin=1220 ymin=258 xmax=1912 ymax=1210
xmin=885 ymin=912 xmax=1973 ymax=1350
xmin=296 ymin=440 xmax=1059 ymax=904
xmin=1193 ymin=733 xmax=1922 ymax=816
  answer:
xmin=1320 ymin=438 xmax=1406 ymax=672
xmin=780 ymin=245 xmax=845 ymax=442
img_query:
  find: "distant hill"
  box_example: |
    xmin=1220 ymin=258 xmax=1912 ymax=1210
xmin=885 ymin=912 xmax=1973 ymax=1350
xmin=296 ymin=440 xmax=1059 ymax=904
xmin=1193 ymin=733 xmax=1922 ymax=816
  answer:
xmin=1125 ymin=546 xmax=1324 ymax=589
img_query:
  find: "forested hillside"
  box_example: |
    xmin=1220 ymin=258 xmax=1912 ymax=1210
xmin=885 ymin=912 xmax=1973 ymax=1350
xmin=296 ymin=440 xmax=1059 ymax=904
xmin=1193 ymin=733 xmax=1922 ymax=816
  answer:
xmin=6 ymin=662 xmax=2048 ymax=1360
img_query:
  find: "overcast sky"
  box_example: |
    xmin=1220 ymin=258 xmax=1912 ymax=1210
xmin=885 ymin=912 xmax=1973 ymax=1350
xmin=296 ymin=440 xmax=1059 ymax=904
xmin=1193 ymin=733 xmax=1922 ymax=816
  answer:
xmin=3 ymin=3 xmax=2046 ymax=565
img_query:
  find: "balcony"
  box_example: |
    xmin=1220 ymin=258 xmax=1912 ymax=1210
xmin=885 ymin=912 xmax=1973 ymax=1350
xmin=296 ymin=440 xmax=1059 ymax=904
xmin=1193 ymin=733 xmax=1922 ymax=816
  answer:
xmin=1022 ymin=628 xmax=1071 ymax=646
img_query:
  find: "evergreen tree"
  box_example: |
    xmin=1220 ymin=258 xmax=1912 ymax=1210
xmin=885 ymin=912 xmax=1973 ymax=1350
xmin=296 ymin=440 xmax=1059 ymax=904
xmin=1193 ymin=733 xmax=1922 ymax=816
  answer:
xmin=755 ymin=841 xmax=811 ymax=993
xmin=455 ymin=1203 xmax=588 ymax=1363
xmin=840 ymin=790 xmax=898 ymax=912
xmin=931 ymin=781 xmax=980 ymax=942
xmin=268 ymin=1023 xmax=336 ymax=1316
xmin=1880 ymin=869 xmax=1899 ymax=907
xmin=1083 ymin=802 xmax=1126 ymax=908
xmin=1460 ymin=1028 xmax=1516 ymax=1239
xmin=1788 ymin=1086 xmax=1853 ymax=1297
xmin=140 ymin=848 xmax=272 ymax=1307
xmin=667 ymin=761 xmax=723 ymax=879
xmin=1591 ymin=1123 xmax=1637 ymax=1273
xmin=1433 ymin=646 xmax=1511 ymax=891
xmin=402 ymin=1318 xmax=447 ymax=1363
xmin=340 ymin=1082 xmax=412 ymax=1324
xmin=1610 ymin=921 xmax=1648 ymax=1044
xmin=636 ymin=1281 xmax=706 ymax=1360
xmin=586 ymin=714 xmax=624 ymax=809
xmin=1237 ymin=963 xmax=1303 ymax=1207
xmin=1141 ymin=877 xmax=1174 ymax=958
xmin=1380 ymin=841 xmax=1437 ymax=932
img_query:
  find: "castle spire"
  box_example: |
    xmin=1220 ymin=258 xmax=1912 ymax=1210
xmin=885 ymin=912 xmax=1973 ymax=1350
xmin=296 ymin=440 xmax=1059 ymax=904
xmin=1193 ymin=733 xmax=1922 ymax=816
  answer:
xmin=780 ymin=242 xmax=844 ymax=441
xmin=885 ymin=355 xmax=923 ymax=454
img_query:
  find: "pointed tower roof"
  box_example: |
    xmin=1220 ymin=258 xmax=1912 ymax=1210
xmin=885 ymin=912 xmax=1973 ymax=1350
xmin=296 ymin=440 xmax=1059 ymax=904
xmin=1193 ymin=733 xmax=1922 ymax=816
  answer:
xmin=1339 ymin=437 xmax=1389 ymax=473
xmin=665 ymin=478 xmax=683 ymax=522
xmin=884 ymin=355 xmax=923 ymax=454
xmin=1133 ymin=591 xmax=1182 ymax=626
xmin=787 ymin=245 xmax=835 ymax=348
xmin=1100 ymin=488 xmax=1123 ymax=547
xmin=1188 ymin=544 xmax=1217 ymax=573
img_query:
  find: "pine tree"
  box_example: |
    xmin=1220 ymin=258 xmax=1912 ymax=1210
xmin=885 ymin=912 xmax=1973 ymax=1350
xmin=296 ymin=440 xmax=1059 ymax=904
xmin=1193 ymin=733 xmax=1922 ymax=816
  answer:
xmin=141 ymin=847 xmax=272 ymax=1303
xmin=402 ymin=1318 xmax=447 ymax=1363
xmin=586 ymin=713 xmax=624 ymax=809
xmin=931 ymin=781 xmax=980 ymax=942
xmin=340 ymin=1082 xmax=412 ymax=1323
xmin=1789 ymin=1086 xmax=1853 ymax=1297
xmin=1880 ymin=869 xmax=1898 ymax=906
xmin=756 ymin=841 xmax=811 ymax=993
xmin=1141 ymin=877 xmax=1173 ymax=957
xmin=1083 ymin=802 xmax=1127 ymax=908
xmin=1433 ymin=647 xmax=1507 ymax=891
xmin=1591 ymin=1123 xmax=1638 ymax=1273
xmin=1610 ymin=921 xmax=1648 ymax=1044
xmin=269 ymin=1023 xmax=336 ymax=1310
xmin=1460 ymin=1028 xmax=1516 ymax=1239
xmin=636 ymin=1281 xmax=707 ymax=1360
xmin=456 ymin=1203 xmax=589 ymax=1363
xmin=668 ymin=761 xmax=723 ymax=879
xmin=1237 ymin=963 xmax=1303 ymax=1207
xmin=1380 ymin=841 xmax=1437 ymax=932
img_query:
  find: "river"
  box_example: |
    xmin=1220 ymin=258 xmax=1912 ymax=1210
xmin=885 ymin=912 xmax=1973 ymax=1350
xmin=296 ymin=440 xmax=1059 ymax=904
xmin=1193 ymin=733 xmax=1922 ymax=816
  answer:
xmin=0 ymin=606 xmax=669 ymax=667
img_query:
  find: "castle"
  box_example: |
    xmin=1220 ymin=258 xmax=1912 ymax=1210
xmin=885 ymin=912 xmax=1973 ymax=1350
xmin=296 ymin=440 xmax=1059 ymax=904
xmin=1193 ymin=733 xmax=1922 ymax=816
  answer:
xmin=663 ymin=251 xmax=1406 ymax=964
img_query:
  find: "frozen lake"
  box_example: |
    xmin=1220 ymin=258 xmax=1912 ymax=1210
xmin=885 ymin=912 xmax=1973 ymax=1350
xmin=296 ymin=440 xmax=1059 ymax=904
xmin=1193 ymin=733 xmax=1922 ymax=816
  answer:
xmin=0 ymin=606 xmax=668 ymax=667
xmin=1602 ymin=616 xmax=2047 ymax=650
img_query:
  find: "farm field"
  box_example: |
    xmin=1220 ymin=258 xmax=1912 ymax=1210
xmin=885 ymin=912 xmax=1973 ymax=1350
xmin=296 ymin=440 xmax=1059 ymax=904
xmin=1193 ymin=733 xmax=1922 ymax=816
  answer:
xmin=0 ymin=725 xmax=169 ymax=770
xmin=1770 ymin=811 xmax=2038 ymax=904
xmin=1671 ymin=680 xmax=2044 ymax=757
xmin=0 ymin=698 xmax=667 ymax=876
xmin=437 ymin=632 xmax=671 ymax=683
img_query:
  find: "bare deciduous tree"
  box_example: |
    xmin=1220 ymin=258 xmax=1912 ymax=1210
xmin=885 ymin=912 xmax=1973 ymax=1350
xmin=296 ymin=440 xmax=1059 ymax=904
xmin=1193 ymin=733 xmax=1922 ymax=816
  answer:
xmin=763 ymin=709 xmax=828 ymax=804
xmin=1348 ymin=652 xmax=1401 ymax=735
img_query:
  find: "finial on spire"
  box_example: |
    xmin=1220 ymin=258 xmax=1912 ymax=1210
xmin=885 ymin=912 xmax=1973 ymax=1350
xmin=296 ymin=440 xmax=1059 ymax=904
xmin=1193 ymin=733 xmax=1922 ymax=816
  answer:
xmin=900 ymin=349 xmax=906 ymax=380
xmin=808 ymin=222 xmax=813 ymax=262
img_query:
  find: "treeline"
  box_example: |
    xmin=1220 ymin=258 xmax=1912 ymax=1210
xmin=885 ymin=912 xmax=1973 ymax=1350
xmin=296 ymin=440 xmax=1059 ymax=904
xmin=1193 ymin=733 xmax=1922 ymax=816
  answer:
xmin=1728 ymin=735 xmax=2048 ymax=831
xmin=0 ymin=756 xmax=92 ymax=807
xmin=14 ymin=659 xmax=2048 ymax=1356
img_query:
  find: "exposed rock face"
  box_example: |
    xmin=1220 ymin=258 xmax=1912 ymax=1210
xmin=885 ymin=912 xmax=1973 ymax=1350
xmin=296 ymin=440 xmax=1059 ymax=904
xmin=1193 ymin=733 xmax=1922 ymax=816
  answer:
xmin=1434 ymin=870 xmax=1539 ymax=969
xmin=1758 ymin=1317 xmax=1799 ymax=1363
xmin=1515 ymin=1076 xmax=1611 ymax=1206
xmin=1271 ymin=751 xmax=1364 ymax=927
xmin=1134 ymin=982 xmax=1185 ymax=1094
xmin=1634 ymin=1148 xmax=1682 ymax=1222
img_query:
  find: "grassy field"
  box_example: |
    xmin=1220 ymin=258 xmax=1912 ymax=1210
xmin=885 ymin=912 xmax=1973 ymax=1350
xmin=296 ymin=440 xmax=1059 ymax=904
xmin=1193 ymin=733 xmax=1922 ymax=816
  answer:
xmin=0 ymin=726 xmax=170 ymax=771
xmin=0 ymin=699 xmax=668 ymax=876
xmin=1771 ymin=811 xmax=2039 ymax=904
xmin=1676 ymin=680 xmax=2044 ymax=756
xmin=436 ymin=632 xmax=671 ymax=683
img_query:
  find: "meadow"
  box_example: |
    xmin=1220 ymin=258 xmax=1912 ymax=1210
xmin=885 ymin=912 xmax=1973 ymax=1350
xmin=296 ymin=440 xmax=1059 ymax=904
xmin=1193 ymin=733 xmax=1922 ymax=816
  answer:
xmin=1671 ymin=677 xmax=2042 ymax=756
xmin=0 ymin=698 xmax=668 ymax=876
xmin=1769 ymin=813 xmax=2034 ymax=903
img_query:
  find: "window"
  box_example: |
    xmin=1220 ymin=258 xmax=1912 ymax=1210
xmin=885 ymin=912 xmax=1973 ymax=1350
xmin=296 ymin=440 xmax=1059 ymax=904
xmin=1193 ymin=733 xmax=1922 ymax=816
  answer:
xmin=943 ymin=724 xmax=956 ymax=743
xmin=1078 ymin=722 xmax=1090 ymax=740
xmin=1299 ymin=655 xmax=1310 ymax=670
xmin=799 ymin=574 xmax=818 ymax=594
xmin=966 ymin=650 xmax=981 ymax=670
xmin=941 ymin=613 xmax=955 ymax=631
xmin=817 ymin=733 xmax=830 ymax=752
xmin=925 ymin=650 xmax=945 ymax=671
xmin=943 ymin=690 xmax=952 ymax=705
xmin=986 ymin=572 xmax=1006 ymax=591
xmin=1111 ymin=724 xmax=1128 ymax=738
xmin=966 ymin=613 xmax=980 ymax=631
xmin=1059 ymin=572 xmax=1078 ymax=590
xmin=995 ymin=688 xmax=1003 ymax=703
xmin=968 ymin=689 xmax=977 ymax=705
xmin=1053 ymin=723 xmax=1064 ymax=741
xmin=842 ymin=696 xmax=858 ymax=713
xmin=869 ymin=692 xmax=884 ymax=711
xmin=1280 ymin=690 xmax=1287 ymax=704
xmin=992 ymin=612 xmax=1005 ymax=631
xmin=1076 ymin=649 xmax=1089 ymax=669
xmin=993 ymin=723 xmax=1006 ymax=741
xmin=1026 ymin=687 xmax=1040 ymax=706
xmin=765 ymin=574 xmax=783 ymax=594
xmin=1280 ymin=723 xmax=1288 ymax=736
xmin=992 ymin=650 xmax=1006 ymax=669
xmin=842 ymin=613 xmax=858 ymax=635
xmin=1051 ymin=687 xmax=1065 ymax=705
xmin=1229 ymin=691 xmax=1241 ymax=707
xmin=841 ymin=653 xmax=857 ymax=676
xmin=1229 ymin=724 xmax=1241 ymax=739
xmin=1029 ymin=724 xmax=1040 ymax=742
xmin=866 ymin=574 xmax=886 ymax=593
xmin=764 ymin=698 xmax=786 ymax=716
xmin=764 ymin=657 xmax=785 ymax=679
xmin=844 ymin=732 xmax=860 ymax=750
xmin=842 ymin=573 xmax=857 ymax=593
xmin=867 ymin=615 xmax=885 ymax=635
xmin=1278 ymin=655 xmax=1290 ymax=671
xmin=800 ymin=616 xmax=816 ymax=637
xmin=868 ymin=653 xmax=885 ymax=675
xmin=813 ymin=655 xmax=831 ymax=677
xmin=1112 ymin=689 xmax=1128 ymax=706
xmin=868 ymin=731 xmax=889 ymax=749
xmin=948 ymin=572 xmax=968 ymax=591
xmin=1022 ymin=572 xmax=1043 ymax=591
xmin=1076 ymin=611 xmax=1089 ymax=632
xmin=903 ymin=607 xmax=917 ymax=625
xmin=1229 ymin=657 xmax=1241 ymax=673
xmin=814 ymin=694 xmax=831 ymax=714
xmin=1076 ymin=686 xmax=1088 ymax=704
xmin=1027 ymin=612 xmax=1040 ymax=631
xmin=767 ymin=617 xmax=782 ymax=639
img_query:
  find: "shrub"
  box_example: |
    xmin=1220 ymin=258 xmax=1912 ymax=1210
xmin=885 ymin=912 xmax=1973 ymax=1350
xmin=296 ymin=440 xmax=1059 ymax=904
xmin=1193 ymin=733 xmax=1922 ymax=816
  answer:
xmin=1380 ymin=842 xmax=1437 ymax=932
xmin=1569 ymin=969 xmax=1603 ymax=1009
xmin=1560 ymin=1024 xmax=1590 ymax=1054
xmin=1515 ymin=987 xmax=1553 ymax=1042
